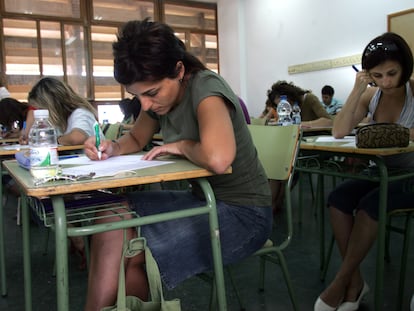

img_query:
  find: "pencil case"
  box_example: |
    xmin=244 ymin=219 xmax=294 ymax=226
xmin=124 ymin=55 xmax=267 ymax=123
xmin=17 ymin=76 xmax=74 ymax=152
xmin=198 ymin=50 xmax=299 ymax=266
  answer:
xmin=355 ymin=123 xmax=410 ymax=148
xmin=15 ymin=150 xmax=31 ymax=169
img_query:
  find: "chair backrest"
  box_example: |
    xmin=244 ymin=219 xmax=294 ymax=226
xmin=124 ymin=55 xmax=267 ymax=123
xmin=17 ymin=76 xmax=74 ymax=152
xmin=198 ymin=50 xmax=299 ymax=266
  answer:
xmin=101 ymin=123 xmax=123 ymax=140
xmin=248 ymin=124 xmax=301 ymax=184
xmin=250 ymin=117 xmax=267 ymax=126
xmin=248 ymin=124 xmax=301 ymax=250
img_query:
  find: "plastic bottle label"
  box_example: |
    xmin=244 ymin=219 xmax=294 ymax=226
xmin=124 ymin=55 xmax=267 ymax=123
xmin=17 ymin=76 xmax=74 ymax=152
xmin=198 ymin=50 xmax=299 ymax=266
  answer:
xmin=30 ymin=147 xmax=59 ymax=179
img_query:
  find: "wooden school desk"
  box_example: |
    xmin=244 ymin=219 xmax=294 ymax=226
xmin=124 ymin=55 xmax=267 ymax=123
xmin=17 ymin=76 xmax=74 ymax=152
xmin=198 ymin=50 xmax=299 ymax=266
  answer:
xmin=297 ymin=136 xmax=414 ymax=310
xmin=3 ymin=156 xmax=230 ymax=311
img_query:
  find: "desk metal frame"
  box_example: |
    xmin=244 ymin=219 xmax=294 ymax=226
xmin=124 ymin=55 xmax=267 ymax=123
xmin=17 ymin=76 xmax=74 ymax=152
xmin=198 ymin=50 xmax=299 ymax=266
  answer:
xmin=297 ymin=138 xmax=414 ymax=310
xmin=0 ymin=145 xmax=90 ymax=297
xmin=4 ymin=158 xmax=229 ymax=311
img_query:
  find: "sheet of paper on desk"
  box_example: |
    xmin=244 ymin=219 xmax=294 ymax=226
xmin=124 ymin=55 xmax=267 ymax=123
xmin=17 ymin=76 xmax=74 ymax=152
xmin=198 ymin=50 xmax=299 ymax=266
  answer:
xmin=60 ymin=155 xmax=173 ymax=178
xmin=315 ymin=136 xmax=356 ymax=146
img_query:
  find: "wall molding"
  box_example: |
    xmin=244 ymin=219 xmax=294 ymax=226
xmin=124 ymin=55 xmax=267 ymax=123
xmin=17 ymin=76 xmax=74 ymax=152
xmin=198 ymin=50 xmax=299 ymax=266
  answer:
xmin=288 ymin=54 xmax=361 ymax=74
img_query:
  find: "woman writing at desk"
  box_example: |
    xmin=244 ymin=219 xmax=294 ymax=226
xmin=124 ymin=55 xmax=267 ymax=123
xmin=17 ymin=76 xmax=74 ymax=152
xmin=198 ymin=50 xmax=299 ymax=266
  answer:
xmin=83 ymin=19 xmax=272 ymax=310
xmin=23 ymin=77 xmax=100 ymax=146
xmin=25 ymin=77 xmax=103 ymax=269
xmin=315 ymin=32 xmax=414 ymax=311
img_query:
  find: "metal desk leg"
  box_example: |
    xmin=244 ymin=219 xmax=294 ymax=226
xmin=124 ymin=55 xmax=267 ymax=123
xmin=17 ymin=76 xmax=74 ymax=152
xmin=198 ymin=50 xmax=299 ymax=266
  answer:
xmin=375 ymin=161 xmax=388 ymax=311
xmin=21 ymin=194 xmax=32 ymax=311
xmin=0 ymin=162 xmax=7 ymax=296
xmin=198 ymin=179 xmax=227 ymax=311
xmin=298 ymin=172 xmax=304 ymax=224
xmin=51 ymin=196 xmax=69 ymax=311
xmin=317 ymin=174 xmax=325 ymax=273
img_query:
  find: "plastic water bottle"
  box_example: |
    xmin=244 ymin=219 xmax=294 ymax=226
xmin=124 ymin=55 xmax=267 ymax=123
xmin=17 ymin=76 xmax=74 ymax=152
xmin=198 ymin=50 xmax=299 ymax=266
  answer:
xmin=277 ymin=95 xmax=292 ymax=126
xmin=292 ymin=102 xmax=301 ymax=124
xmin=29 ymin=109 xmax=59 ymax=180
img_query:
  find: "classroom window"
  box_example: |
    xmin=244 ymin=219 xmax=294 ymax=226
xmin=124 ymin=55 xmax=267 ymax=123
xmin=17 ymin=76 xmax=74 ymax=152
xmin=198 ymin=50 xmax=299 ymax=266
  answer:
xmin=0 ymin=0 xmax=218 ymax=103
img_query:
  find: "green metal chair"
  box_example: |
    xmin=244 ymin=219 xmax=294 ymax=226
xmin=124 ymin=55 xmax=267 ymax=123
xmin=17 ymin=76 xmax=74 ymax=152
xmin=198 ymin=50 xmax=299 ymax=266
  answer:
xmin=101 ymin=122 xmax=124 ymax=140
xmin=219 ymin=124 xmax=301 ymax=310
xmin=249 ymin=117 xmax=267 ymax=126
xmin=206 ymin=124 xmax=301 ymax=310
xmin=248 ymin=124 xmax=300 ymax=311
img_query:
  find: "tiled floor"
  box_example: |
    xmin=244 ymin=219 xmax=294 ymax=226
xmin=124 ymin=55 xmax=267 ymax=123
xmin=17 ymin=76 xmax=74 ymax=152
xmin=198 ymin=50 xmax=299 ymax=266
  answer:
xmin=0 ymin=177 xmax=413 ymax=310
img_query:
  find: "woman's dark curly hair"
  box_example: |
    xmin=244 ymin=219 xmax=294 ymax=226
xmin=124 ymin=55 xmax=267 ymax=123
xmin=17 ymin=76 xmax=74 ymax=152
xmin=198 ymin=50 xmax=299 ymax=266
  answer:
xmin=267 ymin=80 xmax=309 ymax=105
xmin=362 ymin=32 xmax=413 ymax=87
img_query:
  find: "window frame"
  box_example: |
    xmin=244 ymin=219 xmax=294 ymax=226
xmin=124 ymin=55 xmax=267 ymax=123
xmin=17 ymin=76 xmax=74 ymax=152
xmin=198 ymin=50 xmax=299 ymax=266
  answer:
xmin=0 ymin=0 xmax=218 ymax=102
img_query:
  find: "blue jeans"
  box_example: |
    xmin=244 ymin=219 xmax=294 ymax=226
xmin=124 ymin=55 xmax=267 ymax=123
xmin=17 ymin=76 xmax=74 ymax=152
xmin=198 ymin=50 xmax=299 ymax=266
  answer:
xmin=126 ymin=190 xmax=272 ymax=289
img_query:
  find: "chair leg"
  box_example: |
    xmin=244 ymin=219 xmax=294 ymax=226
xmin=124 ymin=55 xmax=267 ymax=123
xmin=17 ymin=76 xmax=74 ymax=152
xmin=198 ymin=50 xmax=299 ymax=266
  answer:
xmin=209 ymin=276 xmax=217 ymax=311
xmin=275 ymin=249 xmax=299 ymax=311
xmin=385 ymin=216 xmax=392 ymax=263
xmin=207 ymin=268 xmax=245 ymax=311
xmin=258 ymin=252 xmax=298 ymax=311
xmin=396 ymin=213 xmax=412 ymax=311
xmin=258 ymin=256 xmax=266 ymax=291
xmin=16 ymin=196 xmax=21 ymax=226
xmin=225 ymin=267 xmax=245 ymax=311
xmin=308 ymin=173 xmax=315 ymax=202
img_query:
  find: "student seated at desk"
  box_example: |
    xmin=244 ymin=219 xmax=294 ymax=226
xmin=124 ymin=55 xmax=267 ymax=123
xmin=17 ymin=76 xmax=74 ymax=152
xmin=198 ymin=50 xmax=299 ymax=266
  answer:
xmin=321 ymin=85 xmax=343 ymax=116
xmin=0 ymin=97 xmax=32 ymax=139
xmin=267 ymin=80 xmax=333 ymax=128
xmin=21 ymin=77 xmax=102 ymax=146
xmin=259 ymin=99 xmax=278 ymax=124
xmin=264 ymin=80 xmax=332 ymax=214
xmin=83 ymin=18 xmax=272 ymax=311
xmin=23 ymin=77 xmax=104 ymax=269
xmin=315 ymin=32 xmax=414 ymax=311
xmin=118 ymin=96 xmax=141 ymax=130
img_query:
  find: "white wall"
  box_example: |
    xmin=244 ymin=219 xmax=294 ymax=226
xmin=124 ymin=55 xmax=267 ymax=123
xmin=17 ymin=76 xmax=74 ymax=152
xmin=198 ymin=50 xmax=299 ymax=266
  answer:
xmin=217 ymin=0 xmax=414 ymax=117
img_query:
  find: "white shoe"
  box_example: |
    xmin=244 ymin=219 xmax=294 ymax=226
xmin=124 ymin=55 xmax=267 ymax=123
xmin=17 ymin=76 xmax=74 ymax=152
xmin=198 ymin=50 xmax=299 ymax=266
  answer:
xmin=314 ymin=297 xmax=338 ymax=311
xmin=337 ymin=281 xmax=369 ymax=311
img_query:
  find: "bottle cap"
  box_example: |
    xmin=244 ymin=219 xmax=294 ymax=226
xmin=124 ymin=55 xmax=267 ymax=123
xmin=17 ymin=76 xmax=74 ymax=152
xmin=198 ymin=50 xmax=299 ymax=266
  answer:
xmin=33 ymin=109 xmax=49 ymax=118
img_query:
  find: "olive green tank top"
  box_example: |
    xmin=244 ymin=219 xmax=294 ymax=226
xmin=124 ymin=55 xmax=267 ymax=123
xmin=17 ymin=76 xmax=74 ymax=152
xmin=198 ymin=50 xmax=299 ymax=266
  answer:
xmin=149 ymin=70 xmax=271 ymax=207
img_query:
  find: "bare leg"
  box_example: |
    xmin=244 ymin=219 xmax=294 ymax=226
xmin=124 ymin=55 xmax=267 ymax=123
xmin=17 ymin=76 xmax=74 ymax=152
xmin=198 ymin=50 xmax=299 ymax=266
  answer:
xmin=84 ymin=211 xmax=149 ymax=311
xmin=319 ymin=208 xmax=378 ymax=307
xmin=269 ymin=179 xmax=285 ymax=214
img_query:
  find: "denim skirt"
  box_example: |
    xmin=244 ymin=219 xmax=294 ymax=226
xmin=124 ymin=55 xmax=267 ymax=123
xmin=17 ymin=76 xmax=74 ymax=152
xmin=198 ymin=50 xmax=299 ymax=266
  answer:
xmin=126 ymin=190 xmax=272 ymax=289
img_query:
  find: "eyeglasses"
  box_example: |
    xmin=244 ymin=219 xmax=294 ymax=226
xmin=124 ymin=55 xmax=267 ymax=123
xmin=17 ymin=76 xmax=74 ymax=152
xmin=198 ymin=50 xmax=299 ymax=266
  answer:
xmin=364 ymin=41 xmax=399 ymax=57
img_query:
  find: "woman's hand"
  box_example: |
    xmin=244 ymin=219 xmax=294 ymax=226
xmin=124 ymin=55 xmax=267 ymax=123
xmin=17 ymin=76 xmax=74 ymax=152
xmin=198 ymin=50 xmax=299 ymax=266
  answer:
xmin=84 ymin=136 xmax=116 ymax=160
xmin=142 ymin=141 xmax=183 ymax=160
xmin=19 ymin=134 xmax=28 ymax=145
xmin=354 ymin=70 xmax=375 ymax=94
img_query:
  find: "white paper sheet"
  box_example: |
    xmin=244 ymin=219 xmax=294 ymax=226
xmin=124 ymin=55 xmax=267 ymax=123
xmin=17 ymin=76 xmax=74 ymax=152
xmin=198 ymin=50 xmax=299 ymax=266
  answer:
xmin=60 ymin=155 xmax=173 ymax=178
xmin=315 ymin=136 xmax=355 ymax=142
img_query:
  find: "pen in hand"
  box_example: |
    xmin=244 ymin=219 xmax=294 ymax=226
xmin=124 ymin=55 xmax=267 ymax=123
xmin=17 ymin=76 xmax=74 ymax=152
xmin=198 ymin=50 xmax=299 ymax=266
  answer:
xmin=352 ymin=64 xmax=375 ymax=86
xmin=94 ymin=122 xmax=101 ymax=160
